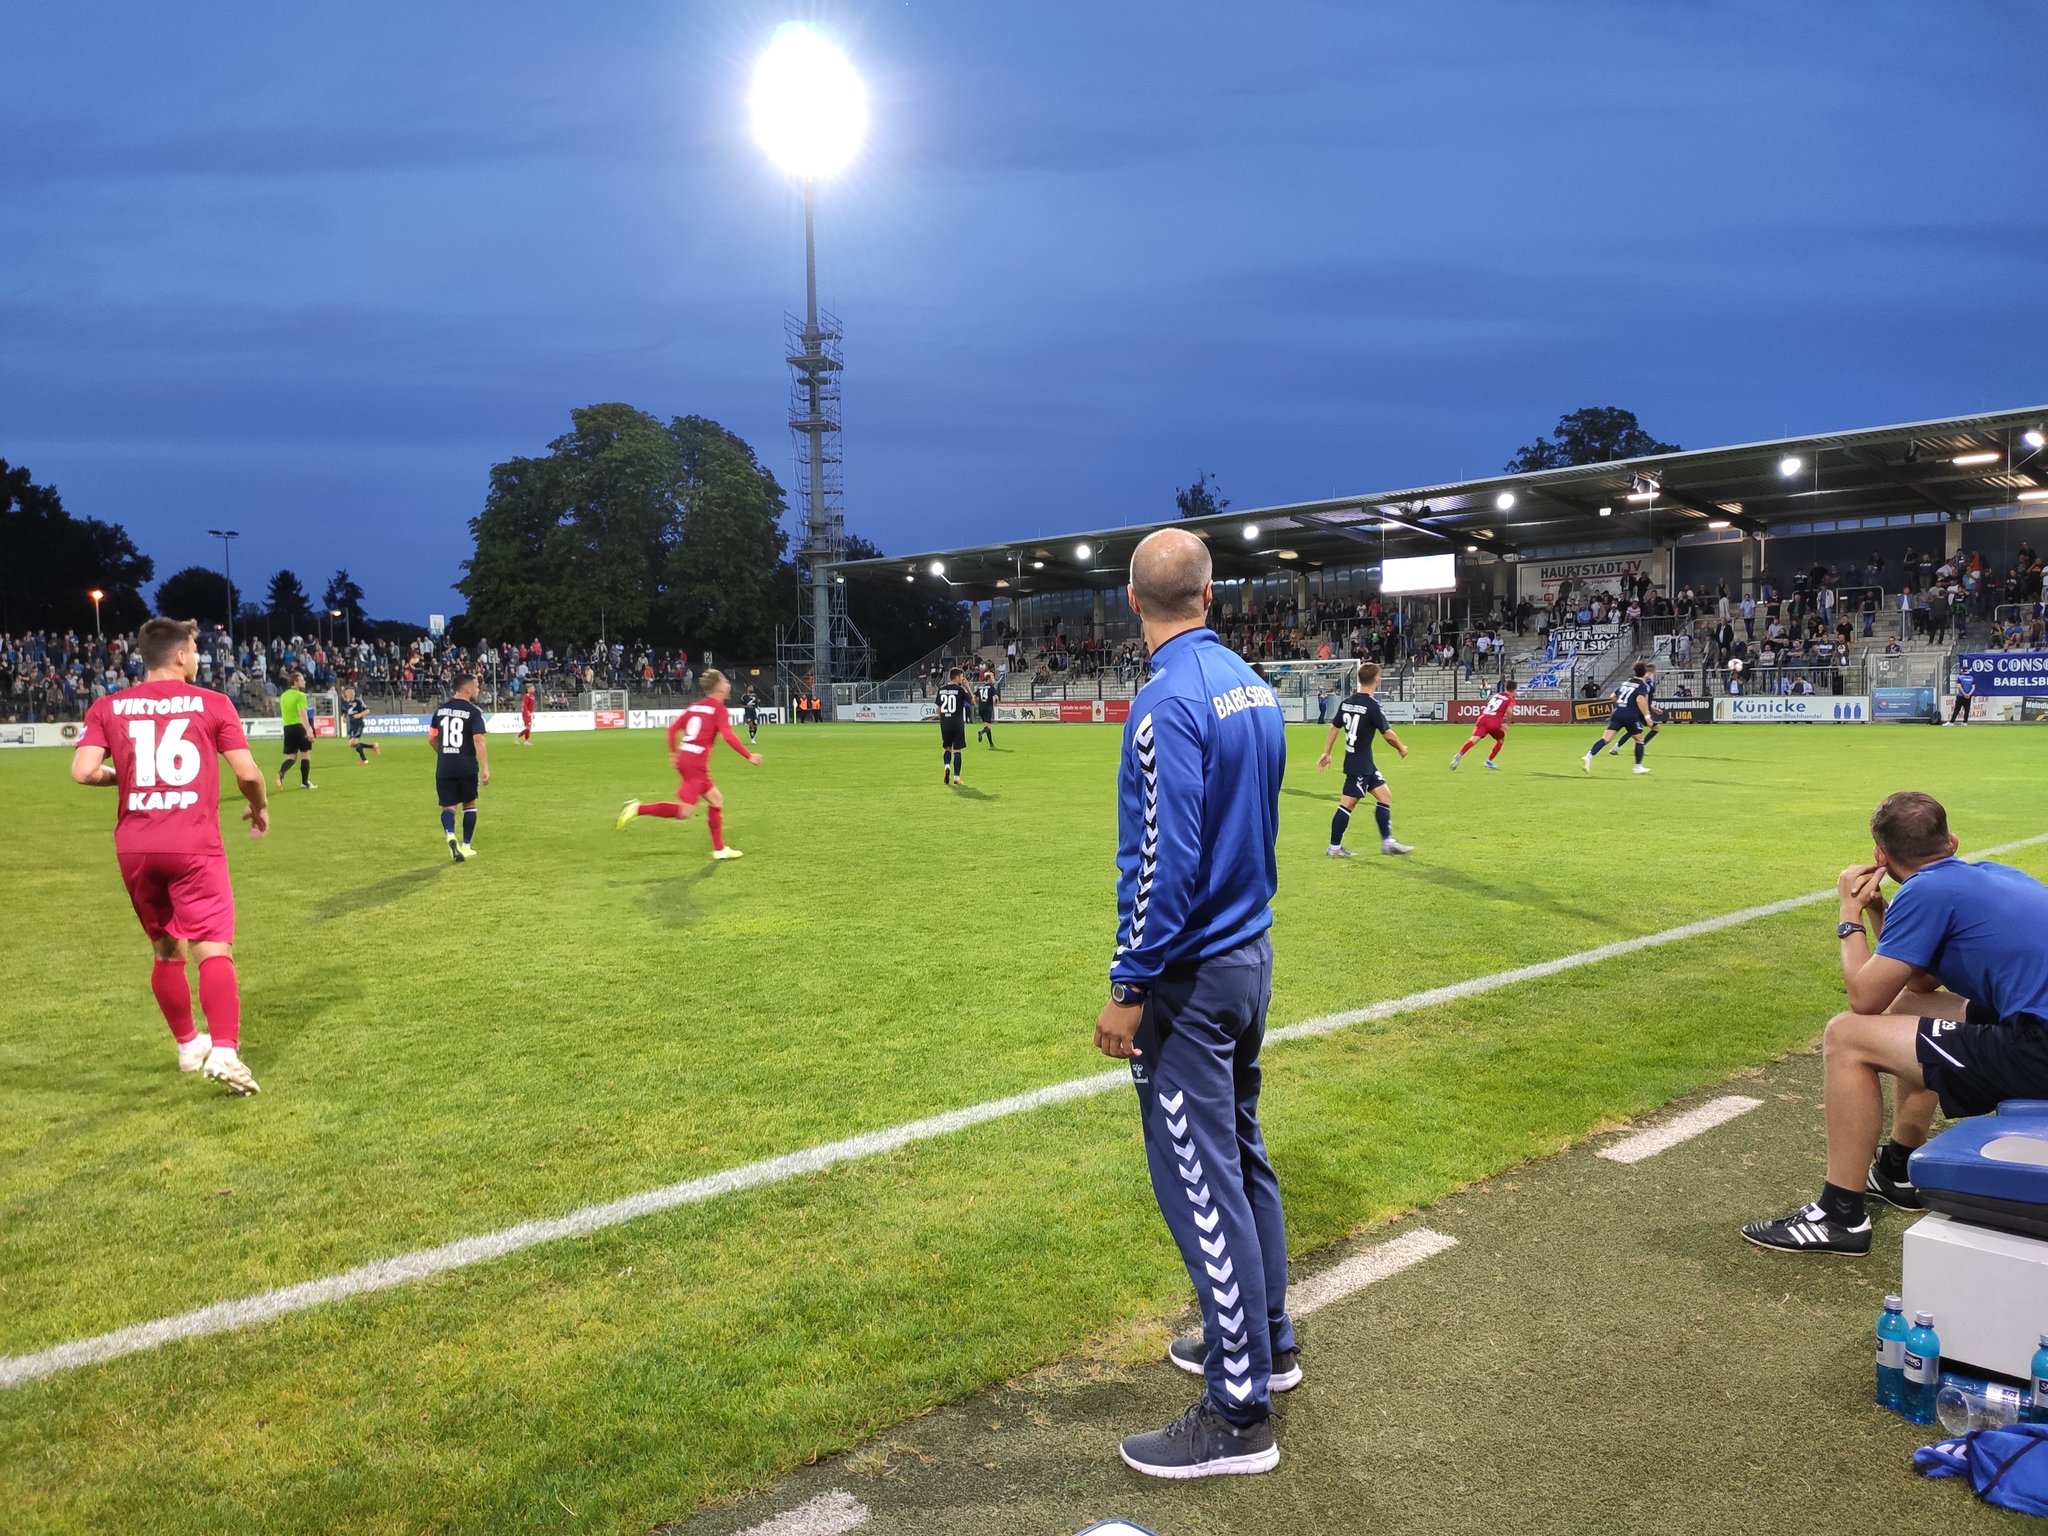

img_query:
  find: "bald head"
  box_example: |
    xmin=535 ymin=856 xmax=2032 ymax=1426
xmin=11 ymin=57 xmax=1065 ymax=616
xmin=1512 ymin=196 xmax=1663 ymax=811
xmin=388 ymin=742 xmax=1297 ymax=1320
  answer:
xmin=1129 ymin=528 xmax=1213 ymax=624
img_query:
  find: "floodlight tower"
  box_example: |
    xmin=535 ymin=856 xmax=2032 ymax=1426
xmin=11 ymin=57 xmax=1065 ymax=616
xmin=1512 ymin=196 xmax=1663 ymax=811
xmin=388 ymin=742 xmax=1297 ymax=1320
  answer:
xmin=752 ymin=23 xmax=872 ymax=698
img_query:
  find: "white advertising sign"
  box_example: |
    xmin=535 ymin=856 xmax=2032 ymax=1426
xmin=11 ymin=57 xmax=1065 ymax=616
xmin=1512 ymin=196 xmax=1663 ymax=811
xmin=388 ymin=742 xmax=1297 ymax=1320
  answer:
xmin=1713 ymin=695 xmax=1871 ymax=723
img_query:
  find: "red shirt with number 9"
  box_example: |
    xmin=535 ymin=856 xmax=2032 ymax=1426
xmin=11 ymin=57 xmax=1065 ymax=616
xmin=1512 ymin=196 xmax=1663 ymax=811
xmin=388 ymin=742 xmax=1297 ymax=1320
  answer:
xmin=79 ymin=682 xmax=250 ymax=855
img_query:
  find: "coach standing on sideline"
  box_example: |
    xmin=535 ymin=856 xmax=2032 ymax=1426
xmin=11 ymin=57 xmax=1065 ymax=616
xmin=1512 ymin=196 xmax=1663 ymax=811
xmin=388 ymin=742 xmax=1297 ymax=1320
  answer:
xmin=1094 ymin=527 xmax=1296 ymax=1480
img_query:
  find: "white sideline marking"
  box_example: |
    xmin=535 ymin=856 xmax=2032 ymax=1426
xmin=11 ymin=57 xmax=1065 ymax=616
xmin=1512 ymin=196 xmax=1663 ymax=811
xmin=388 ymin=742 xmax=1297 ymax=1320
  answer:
xmin=1597 ymin=1095 xmax=1764 ymax=1165
xmin=732 ymin=1489 xmax=868 ymax=1536
xmin=5 ymin=830 xmax=2044 ymax=1390
xmin=1291 ymin=1228 xmax=1458 ymax=1316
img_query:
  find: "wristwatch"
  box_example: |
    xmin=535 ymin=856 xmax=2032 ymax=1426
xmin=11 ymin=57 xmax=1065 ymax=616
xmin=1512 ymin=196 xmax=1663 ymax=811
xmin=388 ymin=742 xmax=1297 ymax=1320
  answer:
xmin=1110 ymin=982 xmax=1146 ymax=1006
xmin=1837 ymin=920 xmax=1866 ymax=940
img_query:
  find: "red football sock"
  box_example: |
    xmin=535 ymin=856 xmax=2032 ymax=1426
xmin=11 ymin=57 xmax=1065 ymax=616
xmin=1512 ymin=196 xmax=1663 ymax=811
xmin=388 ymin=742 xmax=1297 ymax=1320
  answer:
xmin=1456 ymin=739 xmax=1474 ymax=758
xmin=151 ymin=958 xmax=197 ymax=1044
xmin=706 ymin=805 xmax=725 ymax=851
xmin=637 ymin=802 xmax=684 ymax=819
xmin=197 ymin=955 xmax=241 ymax=1050
xmin=1488 ymin=740 xmax=1503 ymax=761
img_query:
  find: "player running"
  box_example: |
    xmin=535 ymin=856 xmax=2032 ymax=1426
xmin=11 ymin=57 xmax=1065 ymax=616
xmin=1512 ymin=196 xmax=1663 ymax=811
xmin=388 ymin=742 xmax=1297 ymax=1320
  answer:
xmin=936 ymin=667 xmax=973 ymax=784
xmin=342 ymin=685 xmax=381 ymax=763
xmin=1451 ymin=680 xmax=1516 ymax=771
xmin=1581 ymin=661 xmax=1659 ymax=775
xmin=428 ymin=673 xmax=490 ymax=862
xmin=1317 ymin=660 xmax=1412 ymax=856
xmin=616 ymin=669 xmax=761 ymax=859
xmin=70 ymin=617 xmax=269 ymax=1095
xmin=518 ymin=683 xmax=536 ymax=745
xmin=742 ymin=686 xmax=763 ymax=744
xmin=974 ymin=672 xmax=998 ymax=747
xmin=277 ymin=670 xmax=316 ymax=789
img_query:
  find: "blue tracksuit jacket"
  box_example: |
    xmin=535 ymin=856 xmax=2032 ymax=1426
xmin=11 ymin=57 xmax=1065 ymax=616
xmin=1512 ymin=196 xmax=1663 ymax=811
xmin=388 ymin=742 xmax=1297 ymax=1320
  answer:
xmin=1111 ymin=627 xmax=1285 ymax=986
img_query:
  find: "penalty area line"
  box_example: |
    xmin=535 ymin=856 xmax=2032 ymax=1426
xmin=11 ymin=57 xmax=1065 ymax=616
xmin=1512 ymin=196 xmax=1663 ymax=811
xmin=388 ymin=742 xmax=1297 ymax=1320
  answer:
xmin=4 ymin=830 xmax=2044 ymax=1391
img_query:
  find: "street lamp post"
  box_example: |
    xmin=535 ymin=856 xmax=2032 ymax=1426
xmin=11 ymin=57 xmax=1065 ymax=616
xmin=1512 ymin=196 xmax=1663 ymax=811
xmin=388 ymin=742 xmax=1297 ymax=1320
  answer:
xmin=752 ymin=23 xmax=866 ymax=691
xmin=207 ymin=529 xmax=240 ymax=641
xmin=88 ymin=588 xmax=105 ymax=640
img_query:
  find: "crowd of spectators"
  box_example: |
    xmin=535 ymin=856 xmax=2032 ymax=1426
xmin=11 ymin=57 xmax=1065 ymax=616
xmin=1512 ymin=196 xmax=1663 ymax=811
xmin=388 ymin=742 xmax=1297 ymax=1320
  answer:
xmin=0 ymin=626 xmax=729 ymax=723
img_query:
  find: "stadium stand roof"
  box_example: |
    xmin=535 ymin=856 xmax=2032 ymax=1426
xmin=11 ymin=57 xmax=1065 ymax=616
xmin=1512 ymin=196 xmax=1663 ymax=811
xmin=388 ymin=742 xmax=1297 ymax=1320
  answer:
xmin=836 ymin=405 xmax=2048 ymax=600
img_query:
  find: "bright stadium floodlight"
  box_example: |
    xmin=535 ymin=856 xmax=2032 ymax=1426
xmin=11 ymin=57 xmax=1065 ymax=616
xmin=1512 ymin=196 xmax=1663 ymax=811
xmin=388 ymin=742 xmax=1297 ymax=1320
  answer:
xmin=1242 ymin=523 xmax=1259 ymax=541
xmin=1952 ymin=451 xmax=1999 ymax=466
xmin=1707 ymin=519 xmax=1731 ymax=529
xmin=929 ymin=560 xmax=946 ymax=577
xmin=2026 ymin=429 xmax=2046 ymax=450
xmin=1074 ymin=543 xmax=1091 ymax=561
xmin=1780 ymin=455 xmax=1803 ymax=476
xmin=750 ymin=25 xmax=868 ymax=180
xmin=1494 ymin=492 xmax=1515 ymax=510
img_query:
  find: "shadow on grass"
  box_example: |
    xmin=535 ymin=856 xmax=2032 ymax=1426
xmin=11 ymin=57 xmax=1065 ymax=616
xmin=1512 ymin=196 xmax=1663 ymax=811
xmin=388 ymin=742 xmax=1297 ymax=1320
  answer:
xmin=312 ymin=865 xmax=442 ymax=922
xmin=606 ymin=863 xmax=718 ymax=927
xmin=951 ymin=784 xmax=1001 ymax=801
xmin=1382 ymin=858 xmax=1618 ymax=929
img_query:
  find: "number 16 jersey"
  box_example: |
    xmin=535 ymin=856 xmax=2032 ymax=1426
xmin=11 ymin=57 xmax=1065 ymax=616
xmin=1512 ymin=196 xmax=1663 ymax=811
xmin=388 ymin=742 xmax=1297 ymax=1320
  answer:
xmin=78 ymin=681 xmax=250 ymax=855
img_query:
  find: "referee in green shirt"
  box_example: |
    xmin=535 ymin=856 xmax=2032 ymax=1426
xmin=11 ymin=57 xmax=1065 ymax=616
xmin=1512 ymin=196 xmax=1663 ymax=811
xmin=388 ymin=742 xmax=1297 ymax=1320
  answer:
xmin=277 ymin=670 xmax=317 ymax=790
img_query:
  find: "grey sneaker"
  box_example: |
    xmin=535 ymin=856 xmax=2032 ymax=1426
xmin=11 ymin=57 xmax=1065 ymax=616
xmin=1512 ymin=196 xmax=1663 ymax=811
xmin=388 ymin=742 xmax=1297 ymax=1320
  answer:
xmin=1327 ymin=845 xmax=1354 ymax=858
xmin=1168 ymin=1335 xmax=1301 ymax=1392
xmin=1381 ymin=838 xmax=1413 ymax=855
xmin=1119 ymin=1397 xmax=1278 ymax=1480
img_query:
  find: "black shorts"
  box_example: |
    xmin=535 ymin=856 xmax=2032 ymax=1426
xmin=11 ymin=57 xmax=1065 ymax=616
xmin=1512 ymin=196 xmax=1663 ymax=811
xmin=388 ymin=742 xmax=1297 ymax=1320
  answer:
xmin=1343 ymin=769 xmax=1386 ymax=798
xmin=978 ymin=708 xmax=995 ymax=725
xmin=283 ymin=724 xmax=313 ymax=753
xmin=437 ymin=771 xmax=480 ymax=806
xmin=1916 ymin=1008 xmax=2048 ymax=1118
xmin=1604 ymin=714 xmax=1641 ymax=735
xmin=941 ymin=726 xmax=967 ymax=750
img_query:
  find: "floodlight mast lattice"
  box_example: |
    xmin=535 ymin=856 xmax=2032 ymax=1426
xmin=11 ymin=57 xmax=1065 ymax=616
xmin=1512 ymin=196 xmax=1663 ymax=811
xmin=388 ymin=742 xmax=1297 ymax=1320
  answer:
xmin=754 ymin=24 xmax=872 ymax=701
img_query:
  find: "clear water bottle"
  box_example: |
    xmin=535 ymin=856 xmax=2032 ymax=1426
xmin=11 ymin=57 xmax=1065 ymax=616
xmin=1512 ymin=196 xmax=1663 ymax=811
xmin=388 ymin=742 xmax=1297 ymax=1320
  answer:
xmin=1876 ymin=1295 xmax=1909 ymax=1412
xmin=1937 ymin=1372 xmax=2025 ymax=1433
xmin=2025 ymin=1333 xmax=2048 ymax=1426
xmin=1902 ymin=1311 xmax=1941 ymax=1426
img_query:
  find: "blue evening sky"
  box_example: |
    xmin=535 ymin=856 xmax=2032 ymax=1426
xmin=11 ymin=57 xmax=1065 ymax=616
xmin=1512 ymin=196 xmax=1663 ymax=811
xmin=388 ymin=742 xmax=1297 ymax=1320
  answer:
xmin=5 ymin=1 xmax=2043 ymax=621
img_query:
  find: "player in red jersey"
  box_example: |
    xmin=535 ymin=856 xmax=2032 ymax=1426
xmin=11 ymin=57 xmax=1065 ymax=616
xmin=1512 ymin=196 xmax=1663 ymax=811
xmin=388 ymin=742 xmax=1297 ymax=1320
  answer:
xmin=1450 ymin=680 xmax=1516 ymax=771
xmin=517 ymin=683 xmax=536 ymax=745
xmin=615 ymin=669 xmax=762 ymax=859
xmin=70 ymin=618 xmax=270 ymax=1095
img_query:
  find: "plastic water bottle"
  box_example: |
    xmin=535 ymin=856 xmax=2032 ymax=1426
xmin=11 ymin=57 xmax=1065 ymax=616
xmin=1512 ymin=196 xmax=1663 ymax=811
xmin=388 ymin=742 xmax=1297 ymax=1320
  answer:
xmin=1902 ymin=1312 xmax=1942 ymax=1425
xmin=1875 ymin=1296 xmax=1908 ymax=1411
xmin=2025 ymin=1334 xmax=2048 ymax=1426
xmin=1937 ymin=1372 xmax=2026 ymax=1433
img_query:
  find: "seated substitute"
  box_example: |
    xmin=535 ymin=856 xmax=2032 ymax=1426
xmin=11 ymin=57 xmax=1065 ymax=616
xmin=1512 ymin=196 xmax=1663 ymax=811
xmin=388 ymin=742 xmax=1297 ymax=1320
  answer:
xmin=1743 ymin=791 xmax=2048 ymax=1254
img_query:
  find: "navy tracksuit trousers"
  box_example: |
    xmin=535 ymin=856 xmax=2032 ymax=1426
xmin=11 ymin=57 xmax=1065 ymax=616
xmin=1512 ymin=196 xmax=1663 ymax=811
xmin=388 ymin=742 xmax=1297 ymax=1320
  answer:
xmin=1129 ymin=936 xmax=1295 ymax=1425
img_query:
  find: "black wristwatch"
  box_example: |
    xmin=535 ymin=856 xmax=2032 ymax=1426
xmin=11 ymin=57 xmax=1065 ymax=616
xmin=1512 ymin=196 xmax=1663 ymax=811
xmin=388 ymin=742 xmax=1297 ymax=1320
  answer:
xmin=1837 ymin=920 xmax=1866 ymax=940
xmin=1110 ymin=982 xmax=1146 ymax=1006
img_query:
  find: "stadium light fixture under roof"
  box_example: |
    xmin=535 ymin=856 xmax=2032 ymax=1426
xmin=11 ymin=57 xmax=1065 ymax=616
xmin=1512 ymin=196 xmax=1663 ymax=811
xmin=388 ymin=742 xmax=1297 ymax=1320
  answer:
xmin=750 ymin=24 xmax=868 ymax=180
xmin=1780 ymin=456 xmax=1803 ymax=476
xmin=1494 ymin=492 xmax=1515 ymax=510
xmin=2026 ymin=429 xmax=2046 ymax=450
xmin=1242 ymin=523 xmax=1260 ymax=540
xmin=1952 ymin=451 xmax=1999 ymax=466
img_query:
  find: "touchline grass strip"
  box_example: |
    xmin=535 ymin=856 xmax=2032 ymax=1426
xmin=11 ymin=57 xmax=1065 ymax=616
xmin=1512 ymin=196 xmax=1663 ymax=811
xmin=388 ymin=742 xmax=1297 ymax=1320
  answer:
xmin=5 ymin=831 xmax=2043 ymax=1391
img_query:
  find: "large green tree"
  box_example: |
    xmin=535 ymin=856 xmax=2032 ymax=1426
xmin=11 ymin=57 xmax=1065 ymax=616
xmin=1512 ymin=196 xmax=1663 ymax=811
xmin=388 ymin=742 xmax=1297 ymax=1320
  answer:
xmin=156 ymin=567 xmax=237 ymax=629
xmin=322 ymin=569 xmax=368 ymax=634
xmin=460 ymin=404 xmax=790 ymax=656
xmin=0 ymin=459 xmax=154 ymax=632
xmin=265 ymin=569 xmax=311 ymax=627
xmin=1505 ymin=407 xmax=1680 ymax=472
xmin=661 ymin=416 xmax=789 ymax=658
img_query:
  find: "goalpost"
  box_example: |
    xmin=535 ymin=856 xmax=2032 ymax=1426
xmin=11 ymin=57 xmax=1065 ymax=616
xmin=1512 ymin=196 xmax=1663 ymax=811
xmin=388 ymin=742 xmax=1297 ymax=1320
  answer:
xmin=584 ymin=689 xmax=628 ymax=712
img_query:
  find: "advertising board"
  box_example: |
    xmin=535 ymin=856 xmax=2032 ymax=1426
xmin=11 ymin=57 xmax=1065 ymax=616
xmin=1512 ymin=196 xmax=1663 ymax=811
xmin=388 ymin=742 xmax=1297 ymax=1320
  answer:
xmin=1450 ymin=698 xmax=1575 ymax=724
xmin=1713 ymin=696 xmax=1870 ymax=723
xmin=1954 ymin=652 xmax=2048 ymax=697
xmin=1571 ymin=699 xmax=1712 ymax=724
xmin=1873 ymin=687 xmax=1936 ymax=722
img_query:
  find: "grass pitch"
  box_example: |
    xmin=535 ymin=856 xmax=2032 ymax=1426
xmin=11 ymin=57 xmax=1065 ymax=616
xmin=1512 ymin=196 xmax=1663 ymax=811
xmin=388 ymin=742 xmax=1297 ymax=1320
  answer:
xmin=1 ymin=720 xmax=2043 ymax=1534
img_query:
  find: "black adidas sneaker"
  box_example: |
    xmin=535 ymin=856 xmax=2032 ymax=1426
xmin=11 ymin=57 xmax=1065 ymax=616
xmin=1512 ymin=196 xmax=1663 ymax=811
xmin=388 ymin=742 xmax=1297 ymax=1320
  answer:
xmin=1740 ymin=1201 xmax=1873 ymax=1255
xmin=1118 ymin=1397 xmax=1278 ymax=1479
xmin=1865 ymin=1158 xmax=1925 ymax=1211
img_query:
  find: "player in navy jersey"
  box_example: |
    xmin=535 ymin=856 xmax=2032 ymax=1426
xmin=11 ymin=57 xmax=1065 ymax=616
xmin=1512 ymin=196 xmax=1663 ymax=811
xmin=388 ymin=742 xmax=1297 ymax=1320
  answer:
xmin=342 ymin=686 xmax=380 ymax=763
xmin=427 ymin=674 xmax=490 ymax=862
xmin=936 ymin=668 xmax=974 ymax=784
xmin=1581 ymin=661 xmax=1659 ymax=775
xmin=1316 ymin=660 xmax=1411 ymax=856
xmin=974 ymin=674 xmax=998 ymax=747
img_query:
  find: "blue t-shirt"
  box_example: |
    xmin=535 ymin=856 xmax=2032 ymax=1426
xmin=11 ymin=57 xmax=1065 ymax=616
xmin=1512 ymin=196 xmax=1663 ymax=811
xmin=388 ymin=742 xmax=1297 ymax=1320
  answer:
xmin=1876 ymin=858 xmax=2048 ymax=1022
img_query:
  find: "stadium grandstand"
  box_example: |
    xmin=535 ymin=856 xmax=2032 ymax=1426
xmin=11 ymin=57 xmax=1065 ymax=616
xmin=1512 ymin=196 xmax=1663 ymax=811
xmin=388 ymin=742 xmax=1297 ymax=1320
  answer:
xmin=835 ymin=405 xmax=2048 ymax=716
